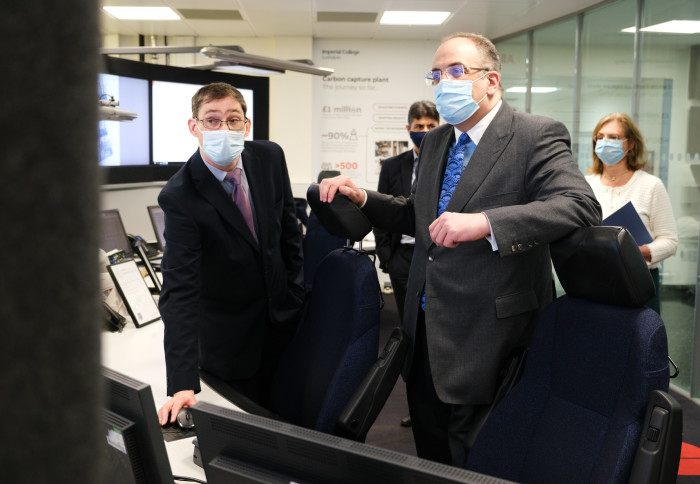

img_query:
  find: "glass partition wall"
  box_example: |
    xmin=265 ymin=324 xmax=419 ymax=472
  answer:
xmin=495 ymin=0 xmax=700 ymax=397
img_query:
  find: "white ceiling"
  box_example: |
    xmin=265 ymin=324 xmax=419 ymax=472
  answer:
xmin=99 ymin=0 xmax=612 ymax=42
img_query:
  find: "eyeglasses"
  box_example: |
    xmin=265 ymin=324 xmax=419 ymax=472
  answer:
xmin=594 ymin=134 xmax=627 ymax=142
xmin=196 ymin=117 xmax=247 ymax=130
xmin=425 ymin=65 xmax=488 ymax=86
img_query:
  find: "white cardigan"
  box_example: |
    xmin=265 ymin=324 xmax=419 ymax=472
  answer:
xmin=586 ymin=170 xmax=678 ymax=269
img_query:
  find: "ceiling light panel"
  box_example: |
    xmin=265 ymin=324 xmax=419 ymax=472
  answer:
xmin=380 ymin=11 xmax=451 ymax=25
xmin=102 ymin=6 xmax=180 ymax=21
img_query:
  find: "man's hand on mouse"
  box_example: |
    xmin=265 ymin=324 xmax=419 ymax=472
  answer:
xmin=158 ymin=390 xmax=196 ymax=426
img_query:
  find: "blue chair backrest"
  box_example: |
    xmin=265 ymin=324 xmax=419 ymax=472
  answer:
xmin=466 ymin=226 xmax=670 ymax=484
xmin=269 ymin=247 xmax=380 ymax=434
xmin=302 ymin=210 xmax=346 ymax=293
xmin=269 ymin=185 xmax=380 ymax=434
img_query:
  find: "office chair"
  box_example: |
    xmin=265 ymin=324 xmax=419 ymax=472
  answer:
xmin=200 ymin=184 xmax=408 ymax=443
xmin=466 ymin=226 xmax=682 ymax=484
xmin=301 ymin=171 xmax=347 ymax=294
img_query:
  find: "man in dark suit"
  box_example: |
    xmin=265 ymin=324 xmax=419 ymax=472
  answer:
xmin=319 ymin=33 xmax=601 ymax=466
xmin=157 ymin=83 xmax=304 ymax=426
xmin=374 ymin=101 xmax=439 ymax=324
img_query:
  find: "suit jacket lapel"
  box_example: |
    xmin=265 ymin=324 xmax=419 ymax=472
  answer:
xmin=446 ymin=102 xmax=515 ymax=213
xmin=400 ymin=150 xmax=414 ymax=196
xmin=190 ymin=149 xmax=260 ymax=252
xmin=241 ymin=145 xmax=265 ymax=247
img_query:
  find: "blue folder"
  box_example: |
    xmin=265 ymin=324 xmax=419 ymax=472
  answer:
xmin=602 ymin=201 xmax=653 ymax=245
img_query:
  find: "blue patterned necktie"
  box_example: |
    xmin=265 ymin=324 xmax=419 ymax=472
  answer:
xmin=438 ymin=132 xmax=472 ymax=216
xmin=421 ymin=132 xmax=473 ymax=311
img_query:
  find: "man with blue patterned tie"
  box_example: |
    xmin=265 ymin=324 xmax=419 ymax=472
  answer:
xmin=319 ymin=32 xmax=601 ymax=466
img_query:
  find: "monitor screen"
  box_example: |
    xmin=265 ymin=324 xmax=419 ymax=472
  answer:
xmin=98 ymin=73 xmax=150 ymax=167
xmin=147 ymin=205 xmax=166 ymax=251
xmin=103 ymin=367 xmax=173 ymax=484
xmin=151 ymin=80 xmax=254 ymax=165
xmin=100 ymin=209 xmax=133 ymax=259
xmin=191 ymin=401 xmax=516 ymax=484
xmin=99 ymin=55 xmax=270 ymax=185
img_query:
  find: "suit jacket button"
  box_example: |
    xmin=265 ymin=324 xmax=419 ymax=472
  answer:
xmin=517 ymin=243 xmax=523 ymax=250
xmin=428 ymin=255 xmax=434 ymax=262
xmin=511 ymin=245 xmax=517 ymax=252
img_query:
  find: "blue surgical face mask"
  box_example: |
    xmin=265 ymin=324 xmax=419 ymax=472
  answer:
xmin=595 ymin=138 xmax=626 ymax=166
xmin=409 ymin=130 xmax=427 ymax=148
xmin=433 ymin=73 xmax=489 ymax=125
xmin=200 ymin=129 xmax=245 ymax=166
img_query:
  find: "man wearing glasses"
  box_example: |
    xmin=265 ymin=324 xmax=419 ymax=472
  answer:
xmin=157 ymin=82 xmax=304 ymax=426
xmin=319 ymin=33 xmax=601 ymax=466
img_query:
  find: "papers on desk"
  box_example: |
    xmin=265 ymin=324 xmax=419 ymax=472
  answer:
xmin=602 ymin=201 xmax=653 ymax=245
xmin=107 ymin=260 xmax=160 ymax=327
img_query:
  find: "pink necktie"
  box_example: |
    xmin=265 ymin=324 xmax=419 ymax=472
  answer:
xmin=225 ymin=167 xmax=256 ymax=239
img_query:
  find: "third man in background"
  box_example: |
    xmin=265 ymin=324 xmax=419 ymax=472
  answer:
xmin=374 ymin=101 xmax=439 ymax=324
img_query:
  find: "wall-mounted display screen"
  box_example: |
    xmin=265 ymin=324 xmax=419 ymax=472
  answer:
xmin=151 ymin=80 xmax=254 ymax=165
xmin=99 ymin=55 xmax=269 ymax=184
xmin=98 ymin=73 xmax=150 ymax=167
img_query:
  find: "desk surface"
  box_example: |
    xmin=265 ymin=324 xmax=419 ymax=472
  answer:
xmin=101 ymin=317 xmax=240 ymax=481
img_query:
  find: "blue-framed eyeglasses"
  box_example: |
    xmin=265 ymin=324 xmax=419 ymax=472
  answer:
xmin=425 ymin=65 xmax=488 ymax=86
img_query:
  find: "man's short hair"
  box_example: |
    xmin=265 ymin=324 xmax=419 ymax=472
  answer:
xmin=191 ymin=82 xmax=247 ymax=119
xmin=443 ymin=32 xmax=502 ymax=74
xmin=408 ymin=100 xmax=440 ymax=125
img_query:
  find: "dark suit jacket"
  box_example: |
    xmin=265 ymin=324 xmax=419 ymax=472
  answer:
xmin=158 ymin=141 xmax=304 ymax=396
xmin=373 ymin=149 xmax=415 ymax=270
xmin=362 ymin=101 xmax=601 ymax=405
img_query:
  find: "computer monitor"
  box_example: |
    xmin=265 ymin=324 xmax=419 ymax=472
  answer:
xmin=102 ymin=409 xmax=142 ymax=484
xmin=191 ymin=401 xmax=516 ymax=484
xmin=146 ymin=205 xmax=166 ymax=252
xmin=103 ymin=367 xmax=173 ymax=484
xmin=100 ymin=209 xmax=134 ymax=259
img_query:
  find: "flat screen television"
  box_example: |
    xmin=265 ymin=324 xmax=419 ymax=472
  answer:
xmin=102 ymin=367 xmax=174 ymax=484
xmin=191 ymin=401 xmax=516 ymax=484
xmin=99 ymin=55 xmax=269 ymax=185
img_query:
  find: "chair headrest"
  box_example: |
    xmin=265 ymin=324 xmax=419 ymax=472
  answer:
xmin=306 ymin=184 xmax=372 ymax=242
xmin=551 ymin=226 xmax=654 ymax=307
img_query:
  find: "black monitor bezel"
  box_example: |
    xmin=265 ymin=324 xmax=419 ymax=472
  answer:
xmin=103 ymin=367 xmax=174 ymax=484
xmin=191 ymin=401 xmax=516 ymax=484
xmin=98 ymin=55 xmax=270 ymax=185
xmin=100 ymin=208 xmax=134 ymax=259
xmin=146 ymin=205 xmax=165 ymax=252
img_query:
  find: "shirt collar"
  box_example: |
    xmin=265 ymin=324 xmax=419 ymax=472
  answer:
xmin=453 ymin=99 xmax=503 ymax=146
xmin=202 ymin=151 xmax=246 ymax=182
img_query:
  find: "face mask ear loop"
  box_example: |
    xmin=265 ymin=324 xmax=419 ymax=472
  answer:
xmin=475 ymin=72 xmax=490 ymax=105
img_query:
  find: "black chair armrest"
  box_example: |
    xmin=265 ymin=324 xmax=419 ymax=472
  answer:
xmin=628 ymin=389 xmax=683 ymax=484
xmin=336 ymin=327 xmax=409 ymax=442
